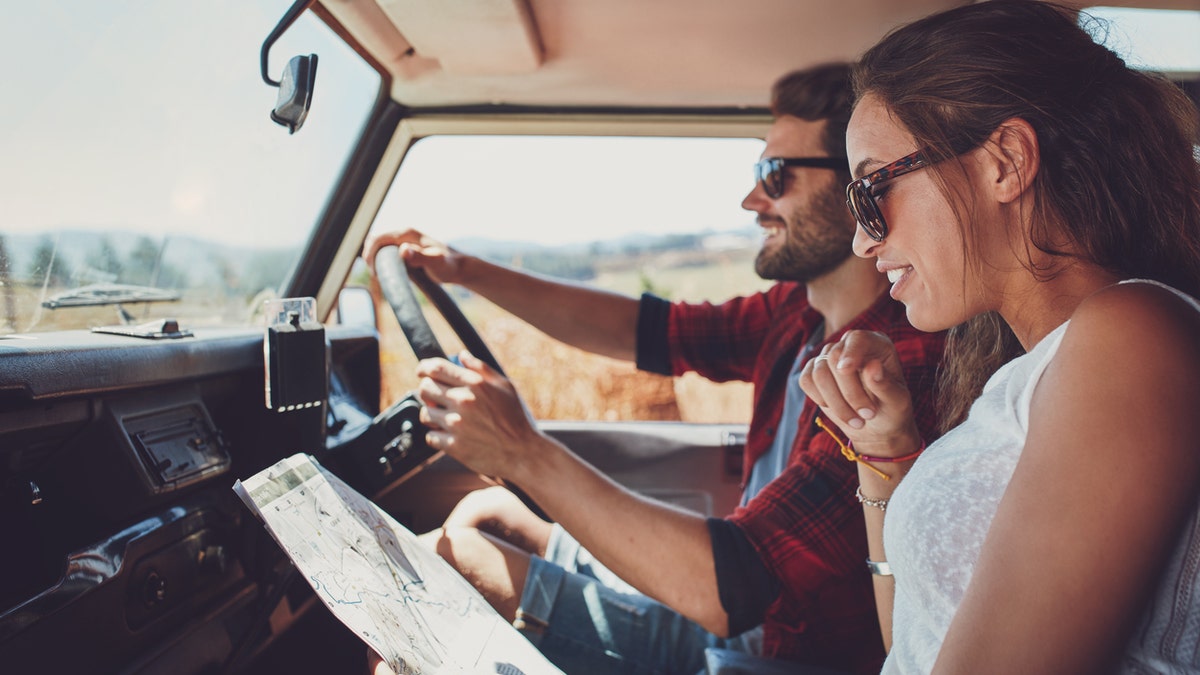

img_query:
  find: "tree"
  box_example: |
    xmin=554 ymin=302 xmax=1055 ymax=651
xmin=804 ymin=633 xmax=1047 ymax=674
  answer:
xmin=0 ymin=235 xmax=16 ymax=330
xmin=126 ymin=236 xmax=161 ymax=286
xmin=26 ymin=235 xmax=72 ymax=287
xmin=83 ymin=236 xmax=123 ymax=282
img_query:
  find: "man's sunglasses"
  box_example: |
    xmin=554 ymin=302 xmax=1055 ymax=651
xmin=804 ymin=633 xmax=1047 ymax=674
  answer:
xmin=845 ymin=149 xmax=930 ymax=242
xmin=755 ymin=156 xmax=848 ymax=200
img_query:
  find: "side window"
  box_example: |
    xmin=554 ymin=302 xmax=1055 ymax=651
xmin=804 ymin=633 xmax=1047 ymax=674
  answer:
xmin=365 ymin=134 xmax=767 ymax=423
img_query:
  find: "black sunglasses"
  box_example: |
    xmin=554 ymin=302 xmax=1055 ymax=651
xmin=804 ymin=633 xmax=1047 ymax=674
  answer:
xmin=755 ymin=156 xmax=848 ymax=199
xmin=845 ymin=149 xmax=930 ymax=242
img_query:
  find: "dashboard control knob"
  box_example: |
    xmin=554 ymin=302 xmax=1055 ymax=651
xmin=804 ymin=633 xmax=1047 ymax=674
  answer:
xmin=143 ymin=570 xmax=167 ymax=607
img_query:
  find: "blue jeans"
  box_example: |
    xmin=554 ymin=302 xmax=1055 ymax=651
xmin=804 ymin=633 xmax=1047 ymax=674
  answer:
xmin=514 ymin=526 xmax=760 ymax=675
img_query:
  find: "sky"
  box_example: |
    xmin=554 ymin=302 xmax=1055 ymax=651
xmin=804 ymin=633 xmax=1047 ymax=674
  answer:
xmin=375 ymin=135 xmax=764 ymax=247
xmin=1085 ymin=6 xmax=1200 ymax=72
xmin=2 ymin=3 xmax=1196 ymax=250
xmin=0 ymin=0 xmax=380 ymax=249
xmin=0 ymin=0 xmax=762 ymax=251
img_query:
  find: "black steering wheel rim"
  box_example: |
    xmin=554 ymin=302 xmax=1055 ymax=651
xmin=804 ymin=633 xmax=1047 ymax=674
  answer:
xmin=372 ymin=245 xmax=548 ymax=520
xmin=373 ymin=244 xmax=504 ymax=375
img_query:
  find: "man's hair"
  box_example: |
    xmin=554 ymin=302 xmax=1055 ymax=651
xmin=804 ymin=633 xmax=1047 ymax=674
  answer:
xmin=770 ymin=62 xmax=854 ymax=169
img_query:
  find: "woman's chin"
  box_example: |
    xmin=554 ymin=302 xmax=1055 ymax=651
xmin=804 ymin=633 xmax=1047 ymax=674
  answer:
xmin=904 ymin=305 xmax=958 ymax=334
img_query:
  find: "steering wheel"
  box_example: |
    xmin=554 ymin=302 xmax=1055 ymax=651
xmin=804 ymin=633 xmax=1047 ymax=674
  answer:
xmin=368 ymin=245 xmax=548 ymax=518
xmin=372 ymin=245 xmax=504 ymax=374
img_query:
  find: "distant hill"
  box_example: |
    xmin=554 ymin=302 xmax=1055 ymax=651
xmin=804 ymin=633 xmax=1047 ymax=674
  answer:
xmin=450 ymin=227 xmax=759 ymax=280
xmin=0 ymin=230 xmax=298 ymax=295
xmin=453 ymin=226 xmax=757 ymax=258
xmin=0 ymin=225 xmax=758 ymax=290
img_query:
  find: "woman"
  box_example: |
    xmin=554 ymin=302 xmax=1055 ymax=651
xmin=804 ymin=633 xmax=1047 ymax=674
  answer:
xmin=800 ymin=1 xmax=1200 ymax=673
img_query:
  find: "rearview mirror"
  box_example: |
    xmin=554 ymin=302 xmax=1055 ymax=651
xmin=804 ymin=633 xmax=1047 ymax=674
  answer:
xmin=260 ymin=0 xmax=318 ymax=134
xmin=270 ymin=54 xmax=318 ymax=134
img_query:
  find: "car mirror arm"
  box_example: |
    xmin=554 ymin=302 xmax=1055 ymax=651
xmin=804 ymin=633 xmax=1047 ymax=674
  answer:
xmin=260 ymin=0 xmax=318 ymax=133
xmin=259 ymin=0 xmax=315 ymax=88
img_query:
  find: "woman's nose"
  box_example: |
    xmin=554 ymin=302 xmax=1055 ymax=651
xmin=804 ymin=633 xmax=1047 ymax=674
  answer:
xmin=851 ymin=223 xmax=881 ymax=259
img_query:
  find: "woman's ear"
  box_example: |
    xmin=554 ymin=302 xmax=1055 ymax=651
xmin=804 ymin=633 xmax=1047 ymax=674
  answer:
xmin=985 ymin=118 xmax=1040 ymax=204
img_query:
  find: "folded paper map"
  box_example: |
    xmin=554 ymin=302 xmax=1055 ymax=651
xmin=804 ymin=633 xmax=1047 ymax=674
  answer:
xmin=234 ymin=453 xmax=563 ymax=675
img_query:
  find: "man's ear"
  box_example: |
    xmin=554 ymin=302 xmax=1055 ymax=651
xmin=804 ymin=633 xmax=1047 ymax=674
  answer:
xmin=984 ymin=118 xmax=1040 ymax=204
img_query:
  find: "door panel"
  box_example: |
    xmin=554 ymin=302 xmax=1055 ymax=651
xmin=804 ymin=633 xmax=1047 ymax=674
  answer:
xmin=373 ymin=420 xmax=747 ymax=535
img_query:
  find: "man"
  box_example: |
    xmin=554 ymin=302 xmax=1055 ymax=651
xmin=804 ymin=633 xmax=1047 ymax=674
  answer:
xmin=368 ymin=63 xmax=944 ymax=674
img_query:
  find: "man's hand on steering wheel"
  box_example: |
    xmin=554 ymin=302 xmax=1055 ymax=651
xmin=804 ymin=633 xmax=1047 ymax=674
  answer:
xmin=362 ymin=232 xmax=546 ymax=518
xmin=365 ymin=229 xmax=465 ymax=286
xmin=415 ymin=351 xmax=545 ymax=481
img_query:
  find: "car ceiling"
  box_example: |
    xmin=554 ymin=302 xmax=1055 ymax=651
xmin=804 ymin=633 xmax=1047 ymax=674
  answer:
xmin=319 ymin=0 xmax=1199 ymax=110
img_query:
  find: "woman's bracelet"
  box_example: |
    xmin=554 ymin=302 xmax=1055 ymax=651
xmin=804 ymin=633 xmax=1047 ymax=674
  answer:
xmin=851 ymin=442 xmax=926 ymax=464
xmin=815 ymin=417 xmax=925 ymax=481
xmin=866 ymin=558 xmax=893 ymax=577
xmin=855 ymin=486 xmax=889 ymax=512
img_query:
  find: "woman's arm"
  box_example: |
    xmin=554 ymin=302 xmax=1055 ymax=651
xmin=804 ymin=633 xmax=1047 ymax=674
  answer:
xmin=855 ymin=453 xmax=920 ymax=652
xmin=934 ymin=283 xmax=1200 ymax=673
xmin=801 ymin=330 xmax=926 ymax=651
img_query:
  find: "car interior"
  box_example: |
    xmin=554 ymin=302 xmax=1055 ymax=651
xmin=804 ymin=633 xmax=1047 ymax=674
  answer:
xmin=2 ymin=0 xmax=1197 ymax=673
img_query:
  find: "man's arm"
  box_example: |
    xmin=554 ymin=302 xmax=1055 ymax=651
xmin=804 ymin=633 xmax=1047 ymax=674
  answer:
xmin=415 ymin=352 xmax=731 ymax=635
xmin=518 ymin=441 xmax=730 ymax=634
xmin=366 ymin=229 xmax=639 ymax=361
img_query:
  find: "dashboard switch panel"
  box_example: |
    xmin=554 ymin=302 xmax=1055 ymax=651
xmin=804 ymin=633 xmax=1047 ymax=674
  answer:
xmin=123 ymin=403 xmax=231 ymax=494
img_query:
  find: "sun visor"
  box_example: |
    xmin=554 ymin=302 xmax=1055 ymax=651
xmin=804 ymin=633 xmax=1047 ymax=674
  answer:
xmin=377 ymin=0 xmax=544 ymax=75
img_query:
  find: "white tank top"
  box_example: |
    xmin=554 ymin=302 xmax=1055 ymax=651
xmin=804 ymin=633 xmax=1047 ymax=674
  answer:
xmin=882 ymin=280 xmax=1200 ymax=674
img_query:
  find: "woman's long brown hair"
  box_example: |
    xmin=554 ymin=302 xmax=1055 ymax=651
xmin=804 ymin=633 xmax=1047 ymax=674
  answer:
xmin=853 ymin=0 xmax=1200 ymax=431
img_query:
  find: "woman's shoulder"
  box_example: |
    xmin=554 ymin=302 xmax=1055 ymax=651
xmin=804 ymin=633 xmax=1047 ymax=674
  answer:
xmin=1075 ymin=280 xmax=1200 ymax=330
xmin=1037 ymin=281 xmax=1200 ymax=459
xmin=1065 ymin=279 xmax=1200 ymax=376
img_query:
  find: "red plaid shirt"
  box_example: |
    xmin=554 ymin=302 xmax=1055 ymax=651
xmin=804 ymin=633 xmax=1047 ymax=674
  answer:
xmin=654 ymin=283 xmax=945 ymax=672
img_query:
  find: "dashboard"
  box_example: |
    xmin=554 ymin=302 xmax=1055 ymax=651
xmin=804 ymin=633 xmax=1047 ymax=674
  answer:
xmin=0 ymin=324 xmax=382 ymax=672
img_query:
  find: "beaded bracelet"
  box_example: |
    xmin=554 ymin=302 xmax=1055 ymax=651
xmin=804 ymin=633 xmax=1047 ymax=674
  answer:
xmin=815 ymin=417 xmax=925 ymax=481
xmin=855 ymin=486 xmax=889 ymax=512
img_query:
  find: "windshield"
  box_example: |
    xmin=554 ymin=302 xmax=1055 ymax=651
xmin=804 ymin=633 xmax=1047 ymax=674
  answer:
xmin=0 ymin=0 xmax=380 ymax=335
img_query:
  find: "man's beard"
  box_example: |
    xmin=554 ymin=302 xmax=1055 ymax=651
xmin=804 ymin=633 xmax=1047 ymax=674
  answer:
xmin=755 ymin=188 xmax=855 ymax=282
